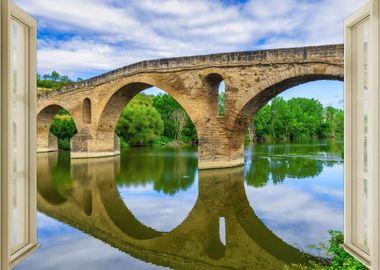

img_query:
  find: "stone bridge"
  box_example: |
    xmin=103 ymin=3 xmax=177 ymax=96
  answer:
xmin=37 ymin=153 xmax=316 ymax=269
xmin=37 ymin=44 xmax=344 ymax=169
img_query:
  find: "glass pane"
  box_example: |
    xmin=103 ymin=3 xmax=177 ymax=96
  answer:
xmin=352 ymin=17 xmax=370 ymax=251
xmin=10 ymin=18 xmax=29 ymax=252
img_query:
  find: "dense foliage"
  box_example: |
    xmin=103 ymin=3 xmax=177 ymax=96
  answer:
xmin=285 ymin=231 xmax=368 ymax=270
xmin=50 ymin=109 xmax=77 ymax=150
xmin=37 ymin=71 xmax=82 ymax=94
xmin=253 ymin=97 xmax=343 ymax=142
xmin=115 ymin=94 xmax=164 ymax=146
xmin=152 ymin=93 xmax=197 ymax=145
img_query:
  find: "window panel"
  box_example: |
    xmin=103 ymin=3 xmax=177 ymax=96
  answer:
xmin=343 ymin=3 xmax=374 ymax=267
xmin=352 ymin=17 xmax=370 ymax=252
xmin=10 ymin=17 xmax=29 ymax=252
xmin=1 ymin=1 xmax=37 ymax=269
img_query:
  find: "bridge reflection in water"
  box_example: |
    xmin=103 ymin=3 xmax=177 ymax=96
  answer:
xmin=36 ymin=150 xmax=318 ymax=270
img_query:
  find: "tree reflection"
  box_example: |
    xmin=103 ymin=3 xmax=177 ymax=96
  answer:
xmin=245 ymin=140 xmax=343 ymax=187
xmin=116 ymin=147 xmax=198 ymax=195
xmin=50 ymin=151 xmax=73 ymax=197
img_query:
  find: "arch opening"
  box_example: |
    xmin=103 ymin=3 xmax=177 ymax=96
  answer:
xmin=97 ymin=83 xmax=199 ymax=232
xmin=37 ymin=105 xmax=78 ymax=152
xmin=241 ymin=79 xmax=345 ymax=255
xmin=97 ymin=82 xmax=199 ymax=151
xmin=204 ymin=73 xmax=225 ymax=117
xmin=82 ymin=98 xmax=91 ymax=124
xmin=230 ymin=74 xmax=344 ymax=158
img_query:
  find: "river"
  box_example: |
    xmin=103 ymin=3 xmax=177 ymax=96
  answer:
xmin=15 ymin=140 xmax=344 ymax=270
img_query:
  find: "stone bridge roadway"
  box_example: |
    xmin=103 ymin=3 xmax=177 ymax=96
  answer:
xmin=37 ymin=153 xmax=317 ymax=270
xmin=37 ymin=44 xmax=343 ymax=169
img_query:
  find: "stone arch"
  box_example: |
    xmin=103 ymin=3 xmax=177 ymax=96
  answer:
xmin=37 ymin=104 xmax=79 ymax=153
xmin=95 ymin=80 xmax=199 ymax=154
xmin=82 ymin=98 xmax=92 ymax=124
xmin=229 ymin=65 xmax=344 ymax=162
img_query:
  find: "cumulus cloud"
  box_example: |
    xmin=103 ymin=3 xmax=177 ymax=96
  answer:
xmin=13 ymin=0 xmax=368 ymax=78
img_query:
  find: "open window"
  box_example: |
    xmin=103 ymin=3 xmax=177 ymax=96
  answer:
xmin=344 ymin=1 xmax=379 ymax=269
xmin=1 ymin=1 xmax=37 ymax=269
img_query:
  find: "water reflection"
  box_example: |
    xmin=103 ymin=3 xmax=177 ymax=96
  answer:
xmin=245 ymin=141 xmax=343 ymax=187
xmin=116 ymin=147 xmax=198 ymax=195
xmin=33 ymin=150 xmax=316 ymax=270
xmin=16 ymin=141 xmax=343 ymax=270
xmin=244 ymin=141 xmax=343 ymax=253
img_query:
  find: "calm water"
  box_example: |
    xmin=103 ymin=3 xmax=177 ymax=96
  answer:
xmin=15 ymin=140 xmax=343 ymax=270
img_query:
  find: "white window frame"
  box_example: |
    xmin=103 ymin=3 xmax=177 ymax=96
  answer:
xmin=344 ymin=1 xmax=380 ymax=269
xmin=0 ymin=1 xmax=37 ymax=269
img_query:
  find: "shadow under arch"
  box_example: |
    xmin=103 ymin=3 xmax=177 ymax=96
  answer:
xmin=37 ymin=104 xmax=78 ymax=152
xmin=230 ymin=74 xmax=344 ymax=155
xmin=95 ymin=82 xmax=200 ymax=149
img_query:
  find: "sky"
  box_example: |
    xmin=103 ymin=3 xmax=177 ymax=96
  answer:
xmin=14 ymin=0 xmax=367 ymax=108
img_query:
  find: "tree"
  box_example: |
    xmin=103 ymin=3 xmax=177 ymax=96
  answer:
xmin=172 ymin=109 xmax=187 ymax=143
xmin=50 ymin=109 xmax=78 ymax=150
xmin=252 ymin=97 xmax=343 ymax=142
xmin=37 ymin=71 xmax=75 ymax=91
xmin=152 ymin=93 xmax=197 ymax=143
xmin=116 ymin=100 xmax=164 ymax=146
xmin=247 ymin=121 xmax=255 ymax=142
xmin=218 ymin=91 xmax=225 ymax=116
xmin=50 ymin=71 xmax=60 ymax=82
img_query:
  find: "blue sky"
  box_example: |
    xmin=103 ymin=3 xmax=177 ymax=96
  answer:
xmin=14 ymin=0 xmax=366 ymax=107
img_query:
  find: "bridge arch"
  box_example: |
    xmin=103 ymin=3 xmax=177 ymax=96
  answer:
xmin=229 ymin=64 xmax=344 ymax=161
xmin=92 ymin=80 xmax=200 ymax=156
xmin=37 ymin=104 xmax=79 ymax=153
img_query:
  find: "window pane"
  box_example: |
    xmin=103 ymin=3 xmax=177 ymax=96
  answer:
xmin=10 ymin=18 xmax=29 ymax=252
xmin=352 ymin=17 xmax=370 ymax=252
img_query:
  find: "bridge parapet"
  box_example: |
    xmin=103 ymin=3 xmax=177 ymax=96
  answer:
xmin=38 ymin=44 xmax=343 ymax=99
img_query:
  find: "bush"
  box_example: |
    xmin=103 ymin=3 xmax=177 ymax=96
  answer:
xmin=285 ymin=231 xmax=368 ymax=270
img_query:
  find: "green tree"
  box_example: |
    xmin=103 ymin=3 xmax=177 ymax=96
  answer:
xmin=152 ymin=94 xmax=197 ymax=144
xmin=50 ymin=71 xmax=60 ymax=82
xmin=116 ymin=99 xmax=164 ymax=146
xmin=50 ymin=109 xmax=77 ymax=150
xmin=219 ymin=91 xmax=225 ymax=116
xmin=37 ymin=71 xmax=76 ymax=91
xmin=252 ymin=97 xmax=340 ymax=142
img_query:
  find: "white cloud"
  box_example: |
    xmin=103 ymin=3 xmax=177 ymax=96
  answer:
xmin=15 ymin=229 xmax=165 ymax=270
xmin=312 ymin=186 xmax=343 ymax=199
xmin=245 ymin=183 xmax=343 ymax=251
xmin=13 ymin=0 xmax=368 ymax=78
xmin=120 ymin=184 xmax=198 ymax=232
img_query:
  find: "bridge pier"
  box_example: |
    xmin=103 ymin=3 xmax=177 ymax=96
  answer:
xmin=198 ymin=144 xmax=244 ymax=169
xmin=37 ymin=131 xmax=58 ymax=153
xmin=71 ymin=130 xmax=120 ymax=159
xmin=197 ymin=128 xmax=245 ymax=170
